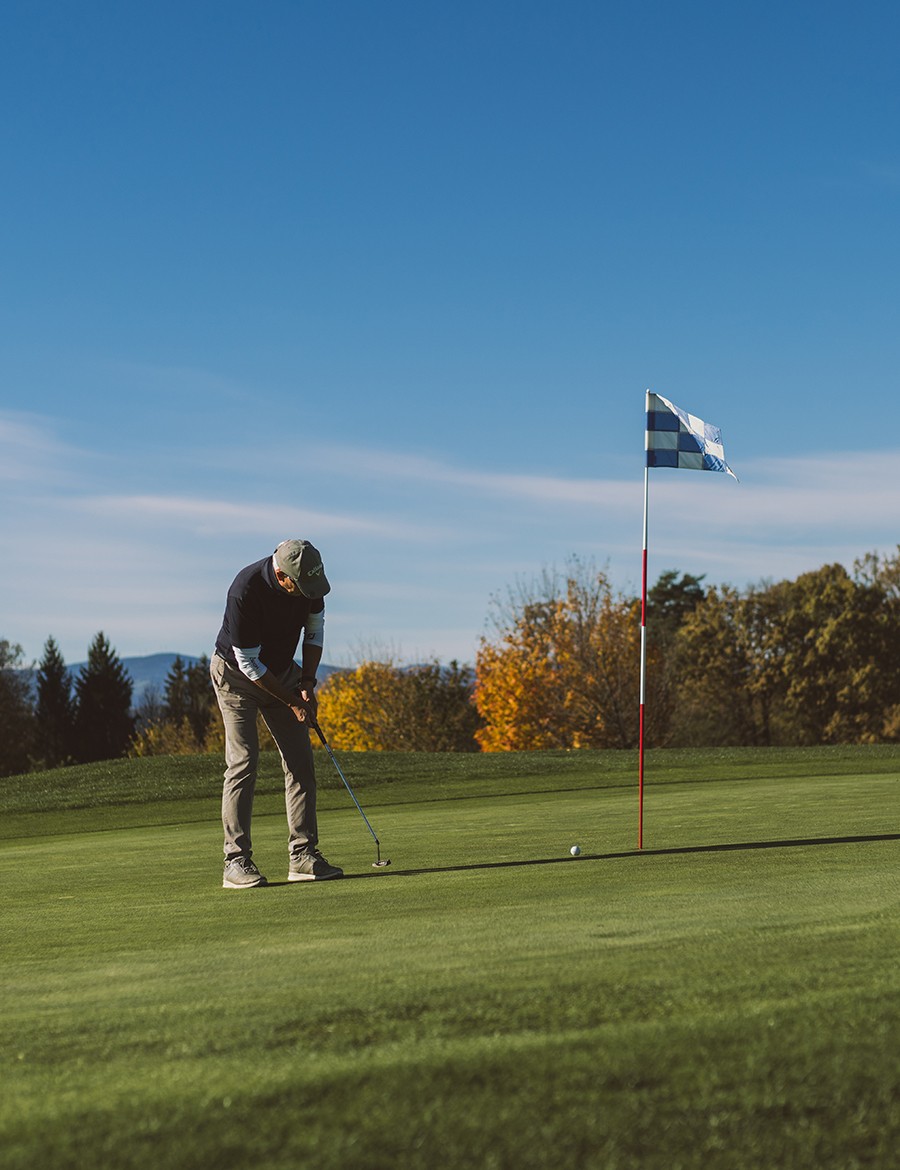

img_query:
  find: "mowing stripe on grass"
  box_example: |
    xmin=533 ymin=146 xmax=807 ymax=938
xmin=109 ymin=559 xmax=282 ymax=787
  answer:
xmin=2 ymin=751 xmax=898 ymax=1169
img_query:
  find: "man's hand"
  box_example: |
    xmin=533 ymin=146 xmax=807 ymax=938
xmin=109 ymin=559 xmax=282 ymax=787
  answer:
xmin=250 ymin=667 xmax=319 ymax=727
xmin=293 ymin=685 xmax=318 ymax=724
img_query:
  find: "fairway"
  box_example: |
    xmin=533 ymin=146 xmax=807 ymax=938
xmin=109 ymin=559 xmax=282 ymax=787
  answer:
xmin=2 ymin=749 xmax=898 ymax=1169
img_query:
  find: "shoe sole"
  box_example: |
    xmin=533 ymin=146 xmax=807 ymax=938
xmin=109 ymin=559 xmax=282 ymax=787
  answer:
xmin=222 ymin=878 xmax=268 ymax=888
xmin=287 ymin=871 xmax=343 ymax=882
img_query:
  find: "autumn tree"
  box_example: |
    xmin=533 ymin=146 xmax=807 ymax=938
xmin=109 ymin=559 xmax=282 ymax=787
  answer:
xmin=643 ymin=571 xmax=706 ymax=746
xmin=73 ymin=633 xmax=134 ymax=763
xmin=668 ymin=584 xmax=772 ymax=746
xmin=34 ymin=636 xmax=75 ymax=768
xmin=670 ymin=560 xmax=900 ymax=746
xmin=776 ymin=563 xmax=899 ymax=744
xmin=474 ymin=583 xmax=569 ymax=750
xmin=316 ymin=660 xmax=480 ymax=751
xmin=474 ymin=562 xmax=658 ymax=750
xmin=854 ymin=547 xmax=900 ymax=738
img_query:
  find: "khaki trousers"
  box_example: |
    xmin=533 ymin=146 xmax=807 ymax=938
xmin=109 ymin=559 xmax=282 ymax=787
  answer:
xmin=210 ymin=653 xmax=318 ymax=864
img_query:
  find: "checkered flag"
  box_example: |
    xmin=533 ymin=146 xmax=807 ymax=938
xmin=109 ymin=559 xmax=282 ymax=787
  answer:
xmin=638 ymin=389 xmax=736 ymax=849
xmin=646 ymin=392 xmax=737 ymax=479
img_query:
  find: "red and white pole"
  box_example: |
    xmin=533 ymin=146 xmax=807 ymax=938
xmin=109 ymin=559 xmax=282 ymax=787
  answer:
xmin=638 ymin=392 xmax=651 ymax=849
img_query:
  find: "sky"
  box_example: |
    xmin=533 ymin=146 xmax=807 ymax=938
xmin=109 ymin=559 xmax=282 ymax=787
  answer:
xmin=3 ymin=0 xmax=900 ymax=670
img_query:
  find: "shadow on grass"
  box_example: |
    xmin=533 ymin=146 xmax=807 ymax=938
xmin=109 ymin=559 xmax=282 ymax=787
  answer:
xmin=288 ymin=831 xmax=900 ymax=881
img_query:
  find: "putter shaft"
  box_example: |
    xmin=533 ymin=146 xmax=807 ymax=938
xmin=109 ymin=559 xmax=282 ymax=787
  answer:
xmin=312 ymin=721 xmax=390 ymax=865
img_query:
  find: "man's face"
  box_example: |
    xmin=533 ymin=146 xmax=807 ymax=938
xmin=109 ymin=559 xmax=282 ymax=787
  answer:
xmin=274 ymin=568 xmax=302 ymax=596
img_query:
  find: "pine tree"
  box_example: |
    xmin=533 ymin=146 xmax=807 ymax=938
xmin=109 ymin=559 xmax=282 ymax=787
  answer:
xmin=73 ymin=632 xmax=135 ymax=763
xmin=34 ymin=636 xmax=75 ymax=768
xmin=163 ymin=654 xmax=215 ymax=743
xmin=163 ymin=656 xmax=189 ymax=726
xmin=0 ymin=639 xmax=36 ymax=777
xmin=185 ymin=655 xmax=215 ymax=742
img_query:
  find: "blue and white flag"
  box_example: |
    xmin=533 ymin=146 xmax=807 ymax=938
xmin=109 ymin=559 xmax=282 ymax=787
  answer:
xmin=645 ymin=393 xmax=737 ymax=479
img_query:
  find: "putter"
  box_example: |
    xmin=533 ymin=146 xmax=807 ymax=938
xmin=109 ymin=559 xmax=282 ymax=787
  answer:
xmin=311 ymin=720 xmax=391 ymax=868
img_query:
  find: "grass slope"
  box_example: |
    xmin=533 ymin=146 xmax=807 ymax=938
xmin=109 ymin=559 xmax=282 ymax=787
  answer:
xmin=1 ymin=748 xmax=898 ymax=1169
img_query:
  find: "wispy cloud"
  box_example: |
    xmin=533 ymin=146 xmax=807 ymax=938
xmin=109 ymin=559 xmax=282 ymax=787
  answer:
xmin=5 ymin=412 xmax=900 ymax=665
xmin=75 ymin=494 xmax=431 ymax=540
xmin=0 ymin=411 xmax=90 ymax=484
xmin=300 ymin=443 xmax=635 ymax=506
xmin=293 ymin=441 xmax=900 ymax=540
xmin=648 ymin=452 xmax=900 ymax=536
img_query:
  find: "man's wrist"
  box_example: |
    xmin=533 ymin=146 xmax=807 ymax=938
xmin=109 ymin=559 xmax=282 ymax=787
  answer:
xmin=300 ymin=677 xmax=317 ymax=689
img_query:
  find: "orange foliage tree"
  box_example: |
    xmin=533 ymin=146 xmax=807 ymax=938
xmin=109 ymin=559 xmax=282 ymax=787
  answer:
xmin=316 ymin=659 xmax=480 ymax=752
xmin=474 ymin=562 xmax=658 ymax=750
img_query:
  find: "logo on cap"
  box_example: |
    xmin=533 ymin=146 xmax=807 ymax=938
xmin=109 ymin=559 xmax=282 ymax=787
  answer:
xmin=274 ymin=539 xmax=331 ymax=599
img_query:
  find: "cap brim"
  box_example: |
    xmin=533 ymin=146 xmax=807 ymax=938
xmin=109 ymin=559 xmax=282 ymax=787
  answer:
xmin=296 ymin=574 xmax=331 ymax=599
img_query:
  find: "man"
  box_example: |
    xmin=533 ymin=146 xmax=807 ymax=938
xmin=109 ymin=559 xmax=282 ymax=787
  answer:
xmin=211 ymin=539 xmax=343 ymax=888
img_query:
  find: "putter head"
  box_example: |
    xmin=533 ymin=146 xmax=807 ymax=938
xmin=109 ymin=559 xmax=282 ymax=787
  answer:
xmin=372 ymin=859 xmax=391 ymax=868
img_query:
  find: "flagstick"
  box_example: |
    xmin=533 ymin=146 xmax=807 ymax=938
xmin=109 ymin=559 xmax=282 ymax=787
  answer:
xmin=640 ymin=389 xmax=735 ymax=850
xmin=639 ymin=462 xmax=649 ymax=850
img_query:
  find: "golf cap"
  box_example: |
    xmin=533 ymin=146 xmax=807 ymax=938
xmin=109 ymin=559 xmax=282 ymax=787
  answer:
xmin=273 ymin=539 xmax=331 ymax=599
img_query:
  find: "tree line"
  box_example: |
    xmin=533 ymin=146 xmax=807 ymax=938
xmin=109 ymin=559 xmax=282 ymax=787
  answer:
xmin=0 ymin=637 xmax=480 ymax=776
xmin=5 ymin=547 xmax=900 ymax=774
xmin=473 ymin=550 xmax=900 ymax=750
xmin=0 ymin=635 xmax=217 ymax=777
xmin=1 ymin=633 xmax=137 ymax=776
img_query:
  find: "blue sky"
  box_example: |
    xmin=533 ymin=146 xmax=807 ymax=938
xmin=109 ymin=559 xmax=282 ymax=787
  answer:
xmin=3 ymin=0 xmax=900 ymax=669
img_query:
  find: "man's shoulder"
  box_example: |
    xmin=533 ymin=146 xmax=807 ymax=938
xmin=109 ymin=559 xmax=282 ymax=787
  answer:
xmin=229 ymin=557 xmax=271 ymax=596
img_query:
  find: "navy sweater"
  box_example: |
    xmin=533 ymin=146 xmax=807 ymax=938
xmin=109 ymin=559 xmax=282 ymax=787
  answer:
xmin=214 ymin=557 xmax=325 ymax=675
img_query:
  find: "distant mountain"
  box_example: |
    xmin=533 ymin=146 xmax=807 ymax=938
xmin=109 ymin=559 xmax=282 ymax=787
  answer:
xmin=113 ymin=653 xmax=204 ymax=705
xmin=110 ymin=653 xmax=341 ymax=706
xmin=22 ymin=653 xmax=341 ymax=708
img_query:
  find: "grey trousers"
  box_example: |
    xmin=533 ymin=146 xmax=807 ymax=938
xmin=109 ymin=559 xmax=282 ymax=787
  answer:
xmin=210 ymin=653 xmax=318 ymax=864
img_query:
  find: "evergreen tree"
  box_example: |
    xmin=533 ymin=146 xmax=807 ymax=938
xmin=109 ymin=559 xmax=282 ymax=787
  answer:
xmin=185 ymin=655 xmax=215 ymax=742
xmin=163 ymin=656 xmax=190 ymax=722
xmin=647 ymin=570 xmax=706 ymax=643
xmin=34 ymin=636 xmax=75 ymax=768
xmin=163 ymin=654 xmax=215 ymax=743
xmin=73 ymin=632 xmax=135 ymax=762
xmin=0 ymin=639 xmax=36 ymax=776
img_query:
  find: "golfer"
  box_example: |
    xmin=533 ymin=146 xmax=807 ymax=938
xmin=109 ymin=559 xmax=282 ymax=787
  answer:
xmin=211 ymin=539 xmax=343 ymax=888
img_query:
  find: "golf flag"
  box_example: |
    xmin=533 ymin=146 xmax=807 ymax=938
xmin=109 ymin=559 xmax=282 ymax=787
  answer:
xmin=638 ymin=390 xmax=736 ymax=850
xmin=646 ymin=393 xmax=737 ymax=479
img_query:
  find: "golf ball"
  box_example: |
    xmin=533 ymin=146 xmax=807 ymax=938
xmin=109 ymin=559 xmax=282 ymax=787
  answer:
xmin=570 ymin=844 xmax=581 ymax=857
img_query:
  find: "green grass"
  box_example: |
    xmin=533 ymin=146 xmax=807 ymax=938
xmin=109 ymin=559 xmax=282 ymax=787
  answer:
xmin=1 ymin=748 xmax=899 ymax=1168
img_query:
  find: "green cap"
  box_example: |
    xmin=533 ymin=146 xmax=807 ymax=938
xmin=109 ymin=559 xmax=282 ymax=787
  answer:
xmin=273 ymin=540 xmax=331 ymax=599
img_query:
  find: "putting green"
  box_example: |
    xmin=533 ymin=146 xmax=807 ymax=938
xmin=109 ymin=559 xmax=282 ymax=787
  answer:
xmin=1 ymin=751 xmax=898 ymax=1168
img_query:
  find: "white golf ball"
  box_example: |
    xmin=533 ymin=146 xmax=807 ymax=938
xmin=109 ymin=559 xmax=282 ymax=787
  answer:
xmin=569 ymin=844 xmax=581 ymax=857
